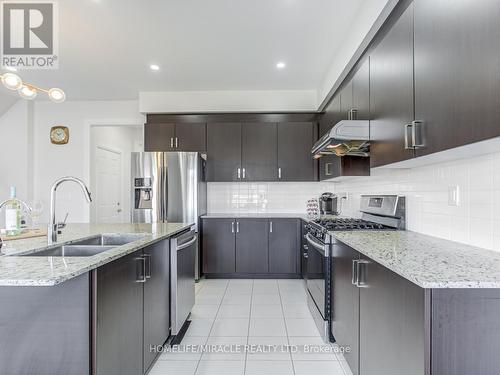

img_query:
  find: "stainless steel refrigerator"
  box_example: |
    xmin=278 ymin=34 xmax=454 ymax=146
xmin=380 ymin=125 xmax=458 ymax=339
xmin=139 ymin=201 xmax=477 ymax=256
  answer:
xmin=131 ymin=152 xmax=207 ymax=280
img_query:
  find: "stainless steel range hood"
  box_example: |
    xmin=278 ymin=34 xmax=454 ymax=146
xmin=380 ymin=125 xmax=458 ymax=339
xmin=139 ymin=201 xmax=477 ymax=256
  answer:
xmin=311 ymin=119 xmax=370 ymax=158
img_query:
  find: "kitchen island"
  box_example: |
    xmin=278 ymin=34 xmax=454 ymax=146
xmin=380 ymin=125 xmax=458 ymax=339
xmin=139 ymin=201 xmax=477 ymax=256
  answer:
xmin=0 ymin=222 xmax=193 ymax=375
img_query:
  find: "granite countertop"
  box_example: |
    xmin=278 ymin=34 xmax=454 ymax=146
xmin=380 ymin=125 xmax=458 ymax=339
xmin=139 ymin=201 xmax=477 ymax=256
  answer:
xmin=333 ymin=230 xmax=500 ymax=289
xmin=0 ymin=223 xmax=193 ymax=287
xmin=202 ymin=213 xmax=311 ymax=221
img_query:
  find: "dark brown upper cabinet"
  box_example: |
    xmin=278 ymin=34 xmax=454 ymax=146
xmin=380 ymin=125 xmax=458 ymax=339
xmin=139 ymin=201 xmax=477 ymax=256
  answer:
xmin=319 ymin=81 xmax=370 ymax=181
xmin=174 ymin=123 xmax=207 ymax=151
xmin=277 ymin=122 xmax=317 ymax=181
xmin=144 ymin=123 xmax=176 ymax=152
xmin=369 ymin=2 xmax=415 ymax=168
xmin=352 ymin=58 xmax=370 ymax=121
xmin=319 ymin=94 xmax=342 ymax=181
xmin=323 ymin=156 xmax=370 ymax=180
xmin=340 ymin=79 xmax=354 ymax=119
xmin=206 ymin=123 xmax=242 ymax=182
xmin=241 ymin=122 xmax=278 ymax=181
xmin=144 ymin=122 xmax=206 ymax=152
xmin=413 ymin=0 xmax=500 ymax=158
xmin=206 ymin=121 xmax=317 ymax=182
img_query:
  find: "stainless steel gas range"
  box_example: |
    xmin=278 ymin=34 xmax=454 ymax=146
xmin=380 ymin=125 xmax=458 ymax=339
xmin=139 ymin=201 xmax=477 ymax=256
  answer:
xmin=303 ymin=195 xmax=406 ymax=342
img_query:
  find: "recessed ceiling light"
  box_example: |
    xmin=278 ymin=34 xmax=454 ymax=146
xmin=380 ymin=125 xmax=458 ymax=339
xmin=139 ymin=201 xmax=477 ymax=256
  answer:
xmin=150 ymin=64 xmax=160 ymax=71
xmin=276 ymin=62 xmax=286 ymax=69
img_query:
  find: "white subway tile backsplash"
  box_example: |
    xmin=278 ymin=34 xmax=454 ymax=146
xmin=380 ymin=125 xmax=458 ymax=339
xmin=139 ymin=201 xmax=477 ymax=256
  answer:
xmin=208 ymin=151 xmax=500 ymax=252
xmin=334 ymin=151 xmax=500 ymax=252
xmin=207 ymin=182 xmax=333 ymax=214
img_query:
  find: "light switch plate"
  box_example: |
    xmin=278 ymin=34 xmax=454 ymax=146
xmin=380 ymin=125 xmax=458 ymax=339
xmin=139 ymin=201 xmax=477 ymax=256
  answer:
xmin=448 ymin=185 xmax=460 ymax=206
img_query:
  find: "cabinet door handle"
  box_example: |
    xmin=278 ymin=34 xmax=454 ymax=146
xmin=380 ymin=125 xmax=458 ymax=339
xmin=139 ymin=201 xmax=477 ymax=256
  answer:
xmin=269 ymin=221 xmax=273 ymax=233
xmin=404 ymin=124 xmax=413 ymax=150
xmin=236 ymin=221 xmax=240 ymax=233
xmin=351 ymin=260 xmax=359 ymax=285
xmin=356 ymin=259 xmax=371 ymax=287
xmin=412 ymin=120 xmax=425 ymax=149
xmin=278 ymin=167 xmax=282 ymax=180
xmin=237 ymin=168 xmax=241 ymax=179
xmin=143 ymin=254 xmax=152 ymax=279
xmin=242 ymin=168 xmax=246 ymax=179
xmin=135 ymin=256 xmax=147 ymax=283
xmin=231 ymin=221 xmax=235 ymax=233
xmin=175 ymin=137 xmax=179 ymax=149
xmin=170 ymin=137 xmax=174 ymax=149
xmin=325 ymin=163 xmax=332 ymax=176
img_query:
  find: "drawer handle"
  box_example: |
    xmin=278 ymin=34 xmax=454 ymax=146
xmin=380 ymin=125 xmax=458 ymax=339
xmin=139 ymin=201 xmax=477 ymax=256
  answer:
xmin=135 ymin=257 xmax=147 ymax=283
xmin=412 ymin=120 xmax=425 ymax=149
xmin=143 ymin=254 xmax=152 ymax=279
xmin=404 ymin=124 xmax=413 ymax=150
xmin=351 ymin=260 xmax=359 ymax=285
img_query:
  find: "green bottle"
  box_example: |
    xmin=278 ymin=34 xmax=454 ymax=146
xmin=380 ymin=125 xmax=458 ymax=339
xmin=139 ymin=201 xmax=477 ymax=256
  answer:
xmin=5 ymin=186 xmax=21 ymax=236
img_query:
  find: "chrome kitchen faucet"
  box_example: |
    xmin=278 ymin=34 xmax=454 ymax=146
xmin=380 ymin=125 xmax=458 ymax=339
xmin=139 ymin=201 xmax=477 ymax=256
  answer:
xmin=48 ymin=177 xmax=92 ymax=245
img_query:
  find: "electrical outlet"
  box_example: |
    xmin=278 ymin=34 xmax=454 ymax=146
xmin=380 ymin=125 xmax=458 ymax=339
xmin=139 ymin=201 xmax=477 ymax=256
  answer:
xmin=448 ymin=185 xmax=460 ymax=206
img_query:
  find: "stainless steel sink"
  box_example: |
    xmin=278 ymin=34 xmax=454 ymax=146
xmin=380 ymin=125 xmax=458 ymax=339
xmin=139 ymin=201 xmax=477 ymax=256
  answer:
xmin=72 ymin=233 xmax=146 ymax=246
xmin=19 ymin=233 xmax=146 ymax=257
xmin=21 ymin=245 xmax=116 ymax=257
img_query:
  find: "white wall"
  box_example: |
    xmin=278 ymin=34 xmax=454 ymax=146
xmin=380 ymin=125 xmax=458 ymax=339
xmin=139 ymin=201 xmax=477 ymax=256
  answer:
xmin=207 ymin=182 xmax=334 ymax=214
xmin=140 ymin=90 xmax=318 ymax=113
xmin=0 ymin=100 xmax=33 ymax=202
xmin=90 ymin=126 xmax=143 ymax=223
xmin=32 ymin=100 xmax=144 ymax=223
xmin=335 ymin=152 xmax=500 ymax=252
xmin=317 ymin=0 xmax=389 ymax=104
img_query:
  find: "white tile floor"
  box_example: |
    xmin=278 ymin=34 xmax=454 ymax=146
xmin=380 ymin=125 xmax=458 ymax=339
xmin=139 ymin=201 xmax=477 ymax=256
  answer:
xmin=149 ymin=279 xmax=349 ymax=375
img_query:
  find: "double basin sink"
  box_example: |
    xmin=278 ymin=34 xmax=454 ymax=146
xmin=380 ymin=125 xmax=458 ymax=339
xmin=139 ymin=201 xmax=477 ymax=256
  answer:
xmin=21 ymin=234 xmax=146 ymax=257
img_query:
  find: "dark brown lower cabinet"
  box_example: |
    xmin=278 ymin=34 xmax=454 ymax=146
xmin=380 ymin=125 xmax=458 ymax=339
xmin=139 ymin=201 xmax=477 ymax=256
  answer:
xmin=268 ymin=219 xmax=300 ymax=274
xmin=202 ymin=218 xmax=301 ymax=277
xmin=143 ymin=241 xmax=170 ymax=373
xmin=332 ymin=242 xmax=500 ymax=375
xmin=202 ymin=218 xmax=236 ymax=274
xmin=331 ymin=242 xmax=361 ymax=375
xmin=358 ymin=256 xmax=426 ymax=375
xmin=235 ymin=219 xmax=269 ymax=274
xmin=96 ymin=240 xmax=171 ymax=375
xmin=96 ymin=250 xmax=144 ymax=375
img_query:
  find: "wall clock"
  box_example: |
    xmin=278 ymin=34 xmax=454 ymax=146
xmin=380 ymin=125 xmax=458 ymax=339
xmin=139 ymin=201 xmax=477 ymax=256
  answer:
xmin=50 ymin=126 xmax=69 ymax=145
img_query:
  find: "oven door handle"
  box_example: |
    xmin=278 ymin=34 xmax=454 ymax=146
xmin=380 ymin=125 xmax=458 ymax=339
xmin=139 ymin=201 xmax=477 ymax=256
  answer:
xmin=305 ymin=233 xmax=329 ymax=257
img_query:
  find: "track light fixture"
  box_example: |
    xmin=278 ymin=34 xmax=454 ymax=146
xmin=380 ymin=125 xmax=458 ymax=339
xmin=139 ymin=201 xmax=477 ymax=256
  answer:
xmin=0 ymin=71 xmax=66 ymax=103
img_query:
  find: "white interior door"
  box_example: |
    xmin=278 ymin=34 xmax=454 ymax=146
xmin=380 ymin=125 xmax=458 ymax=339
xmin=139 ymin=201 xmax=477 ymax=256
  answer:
xmin=95 ymin=146 xmax=123 ymax=223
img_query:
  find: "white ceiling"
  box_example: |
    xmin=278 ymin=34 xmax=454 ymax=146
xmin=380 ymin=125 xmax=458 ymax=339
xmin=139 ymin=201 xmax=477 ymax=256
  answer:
xmin=1 ymin=0 xmax=382 ymax=105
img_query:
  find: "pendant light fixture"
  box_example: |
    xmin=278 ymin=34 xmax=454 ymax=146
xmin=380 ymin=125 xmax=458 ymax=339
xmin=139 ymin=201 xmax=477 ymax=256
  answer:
xmin=0 ymin=71 xmax=66 ymax=103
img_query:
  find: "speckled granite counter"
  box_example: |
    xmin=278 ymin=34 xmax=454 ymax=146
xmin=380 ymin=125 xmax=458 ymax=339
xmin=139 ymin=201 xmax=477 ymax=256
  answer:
xmin=333 ymin=230 xmax=500 ymax=289
xmin=202 ymin=213 xmax=311 ymax=221
xmin=0 ymin=223 xmax=193 ymax=286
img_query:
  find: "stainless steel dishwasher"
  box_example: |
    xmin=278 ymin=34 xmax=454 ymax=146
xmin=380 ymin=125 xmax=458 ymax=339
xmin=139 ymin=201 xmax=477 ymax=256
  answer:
xmin=170 ymin=227 xmax=197 ymax=340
